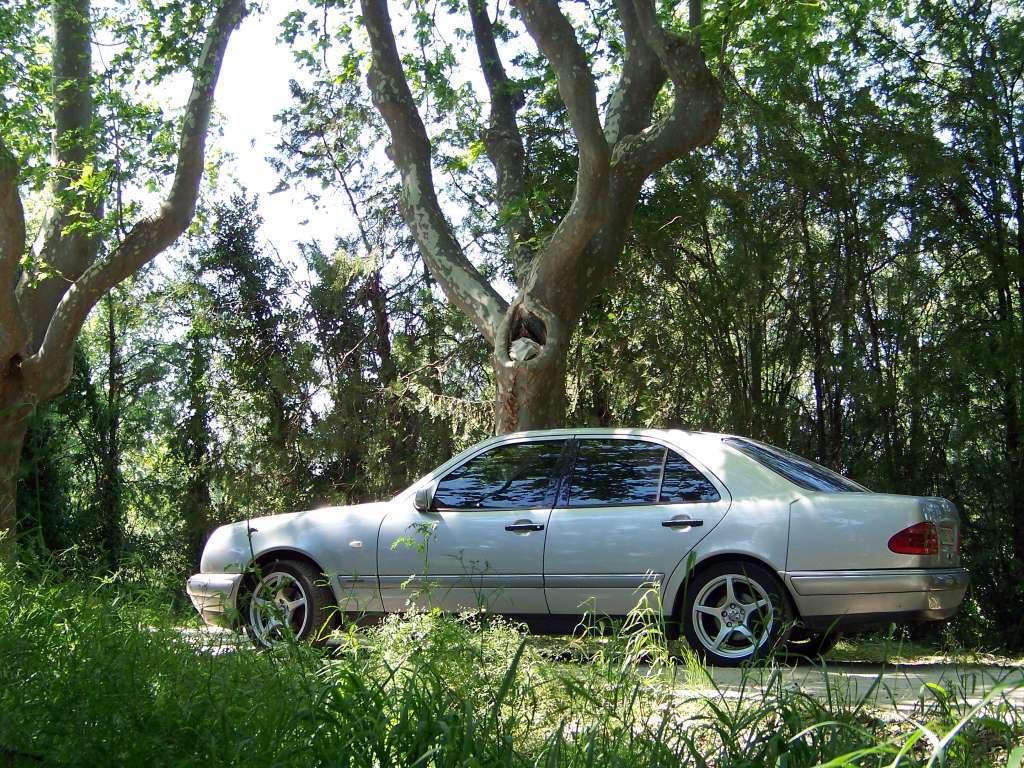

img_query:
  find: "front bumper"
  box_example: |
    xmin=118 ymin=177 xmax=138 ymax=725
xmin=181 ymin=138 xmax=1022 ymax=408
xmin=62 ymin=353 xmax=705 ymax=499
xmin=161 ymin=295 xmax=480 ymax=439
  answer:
xmin=785 ymin=568 xmax=969 ymax=632
xmin=186 ymin=573 xmax=244 ymax=628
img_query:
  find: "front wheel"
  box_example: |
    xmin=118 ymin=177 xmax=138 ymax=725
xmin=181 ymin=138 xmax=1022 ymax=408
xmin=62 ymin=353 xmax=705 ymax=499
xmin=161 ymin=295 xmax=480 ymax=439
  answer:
xmin=242 ymin=559 xmax=335 ymax=647
xmin=681 ymin=561 xmax=791 ymax=667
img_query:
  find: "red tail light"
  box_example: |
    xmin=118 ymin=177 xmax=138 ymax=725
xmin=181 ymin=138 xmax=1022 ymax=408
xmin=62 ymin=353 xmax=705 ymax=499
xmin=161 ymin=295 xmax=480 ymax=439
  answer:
xmin=888 ymin=522 xmax=940 ymax=555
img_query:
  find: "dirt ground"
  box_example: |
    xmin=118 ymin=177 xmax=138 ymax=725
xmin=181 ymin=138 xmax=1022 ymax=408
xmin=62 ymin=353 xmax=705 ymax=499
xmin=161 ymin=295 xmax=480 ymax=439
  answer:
xmin=693 ymin=660 xmax=1024 ymax=714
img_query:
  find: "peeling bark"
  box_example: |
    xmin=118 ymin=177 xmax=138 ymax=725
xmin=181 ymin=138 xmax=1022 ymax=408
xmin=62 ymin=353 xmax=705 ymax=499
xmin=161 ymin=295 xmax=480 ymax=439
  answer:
xmin=0 ymin=373 xmax=33 ymax=558
xmin=0 ymin=139 xmax=28 ymax=365
xmin=604 ymin=0 xmax=665 ymax=147
xmin=24 ymin=0 xmax=247 ymax=395
xmin=0 ymin=0 xmax=247 ymax=555
xmin=467 ymin=0 xmax=536 ymax=283
xmin=362 ymin=0 xmax=507 ymax=344
xmin=17 ymin=0 xmax=98 ymax=354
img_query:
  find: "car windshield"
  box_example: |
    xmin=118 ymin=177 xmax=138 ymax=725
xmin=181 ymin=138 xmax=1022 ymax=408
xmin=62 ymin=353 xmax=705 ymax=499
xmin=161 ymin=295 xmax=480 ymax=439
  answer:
xmin=723 ymin=437 xmax=869 ymax=493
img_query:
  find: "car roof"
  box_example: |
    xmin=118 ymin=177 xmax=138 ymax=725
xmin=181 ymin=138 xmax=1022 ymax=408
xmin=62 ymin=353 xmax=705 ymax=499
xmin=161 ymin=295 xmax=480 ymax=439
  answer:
xmin=471 ymin=428 xmax=746 ymax=476
xmin=489 ymin=427 xmax=734 ymax=440
xmin=477 ymin=427 xmax=739 ymax=454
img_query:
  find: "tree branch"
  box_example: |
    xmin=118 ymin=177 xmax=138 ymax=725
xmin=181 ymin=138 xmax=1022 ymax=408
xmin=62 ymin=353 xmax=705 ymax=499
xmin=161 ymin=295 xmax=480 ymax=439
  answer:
xmin=603 ymin=0 xmax=665 ymax=147
xmin=511 ymin=0 xmax=611 ymax=298
xmin=617 ymin=0 xmax=723 ymax=178
xmin=23 ymin=0 xmax=248 ymax=394
xmin=16 ymin=0 xmax=99 ymax=355
xmin=361 ymin=0 xmax=508 ymax=344
xmin=0 ymin=139 xmax=28 ymax=363
xmin=564 ymin=0 xmax=720 ymax=314
xmin=467 ymin=0 xmax=536 ymax=285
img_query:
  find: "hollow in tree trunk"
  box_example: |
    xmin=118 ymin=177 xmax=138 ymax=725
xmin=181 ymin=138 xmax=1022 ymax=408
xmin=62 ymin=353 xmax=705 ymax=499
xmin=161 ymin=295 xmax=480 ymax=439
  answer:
xmin=492 ymin=300 xmax=569 ymax=432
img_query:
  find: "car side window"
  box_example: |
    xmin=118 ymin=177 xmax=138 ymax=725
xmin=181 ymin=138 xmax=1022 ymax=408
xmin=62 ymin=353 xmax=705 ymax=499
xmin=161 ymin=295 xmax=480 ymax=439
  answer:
xmin=568 ymin=440 xmax=665 ymax=506
xmin=433 ymin=440 xmax=566 ymax=510
xmin=660 ymin=451 xmax=721 ymax=503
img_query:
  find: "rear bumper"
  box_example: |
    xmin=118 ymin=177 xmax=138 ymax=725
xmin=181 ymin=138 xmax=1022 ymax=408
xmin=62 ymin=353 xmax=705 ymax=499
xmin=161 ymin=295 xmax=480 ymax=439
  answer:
xmin=186 ymin=573 xmax=244 ymax=628
xmin=785 ymin=568 xmax=969 ymax=632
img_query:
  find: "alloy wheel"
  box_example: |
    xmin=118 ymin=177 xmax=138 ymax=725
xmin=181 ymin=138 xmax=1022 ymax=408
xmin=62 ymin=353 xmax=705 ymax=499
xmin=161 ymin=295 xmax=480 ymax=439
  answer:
xmin=690 ymin=573 xmax=775 ymax=660
xmin=248 ymin=570 xmax=310 ymax=646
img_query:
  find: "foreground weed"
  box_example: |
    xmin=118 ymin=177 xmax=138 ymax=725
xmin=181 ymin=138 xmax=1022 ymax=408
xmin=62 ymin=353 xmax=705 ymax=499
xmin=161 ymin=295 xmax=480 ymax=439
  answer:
xmin=2 ymin=566 xmax=1022 ymax=767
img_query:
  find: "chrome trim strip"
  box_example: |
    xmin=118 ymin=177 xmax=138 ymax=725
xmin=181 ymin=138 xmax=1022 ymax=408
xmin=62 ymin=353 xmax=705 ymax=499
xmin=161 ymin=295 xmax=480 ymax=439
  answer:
xmin=337 ymin=575 xmax=374 ymax=588
xmin=789 ymin=568 xmax=969 ymax=596
xmin=377 ymin=574 xmax=665 ymax=590
xmin=377 ymin=574 xmax=544 ymax=589
xmin=544 ymin=574 xmax=664 ymax=589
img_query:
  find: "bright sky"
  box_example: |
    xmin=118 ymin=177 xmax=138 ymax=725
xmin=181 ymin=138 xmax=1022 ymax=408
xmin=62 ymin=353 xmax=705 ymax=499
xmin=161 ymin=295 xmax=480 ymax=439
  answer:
xmin=209 ymin=6 xmax=347 ymax=261
xmin=203 ymin=2 xmax=517 ymax=296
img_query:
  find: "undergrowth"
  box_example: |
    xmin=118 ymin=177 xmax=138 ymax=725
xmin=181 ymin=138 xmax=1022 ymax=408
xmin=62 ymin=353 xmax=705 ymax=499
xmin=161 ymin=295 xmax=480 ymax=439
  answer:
xmin=0 ymin=566 xmax=1021 ymax=767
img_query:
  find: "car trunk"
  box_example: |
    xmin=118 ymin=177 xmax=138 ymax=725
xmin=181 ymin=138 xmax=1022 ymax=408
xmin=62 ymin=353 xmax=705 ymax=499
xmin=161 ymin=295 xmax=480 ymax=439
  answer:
xmin=786 ymin=493 xmax=961 ymax=572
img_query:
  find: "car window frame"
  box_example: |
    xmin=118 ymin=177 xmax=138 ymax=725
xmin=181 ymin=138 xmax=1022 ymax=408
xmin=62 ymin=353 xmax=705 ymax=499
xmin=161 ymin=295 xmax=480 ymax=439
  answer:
xmin=430 ymin=437 xmax=571 ymax=513
xmin=659 ymin=448 xmax=723 ymax=505
xmin=561 ymin=435 xmax=724 ymax=509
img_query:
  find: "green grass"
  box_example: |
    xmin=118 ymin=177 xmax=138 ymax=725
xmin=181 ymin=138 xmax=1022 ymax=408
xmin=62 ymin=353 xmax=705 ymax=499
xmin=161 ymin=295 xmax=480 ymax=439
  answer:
xmin=1 ymin=566 xmax=1022 ymax=767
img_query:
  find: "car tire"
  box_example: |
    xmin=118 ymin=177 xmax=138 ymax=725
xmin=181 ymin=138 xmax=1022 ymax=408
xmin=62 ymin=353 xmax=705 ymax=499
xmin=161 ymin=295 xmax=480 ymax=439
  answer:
xmin=242 ymin=558 xmax=336 ymax=647
xmin=681 ymin=561 xmax=791 ymax=667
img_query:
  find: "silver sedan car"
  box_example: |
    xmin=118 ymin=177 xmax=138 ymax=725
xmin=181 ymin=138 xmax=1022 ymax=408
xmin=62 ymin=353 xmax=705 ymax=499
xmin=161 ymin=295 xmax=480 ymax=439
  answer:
xmin=187 ymin=428 xmax=968 ymax=665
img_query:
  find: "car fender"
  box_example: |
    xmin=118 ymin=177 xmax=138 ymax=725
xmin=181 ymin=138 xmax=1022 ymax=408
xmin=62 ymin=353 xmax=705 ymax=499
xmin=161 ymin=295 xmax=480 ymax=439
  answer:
xmin=661 ymin=496 xmax=793 ymax=618
xmin=203 ymin=503 xmax=392 ymax=613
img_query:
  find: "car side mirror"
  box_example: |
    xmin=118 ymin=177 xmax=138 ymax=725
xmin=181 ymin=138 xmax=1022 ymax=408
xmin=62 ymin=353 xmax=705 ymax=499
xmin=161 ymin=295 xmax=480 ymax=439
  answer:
xmin=414 ymin=485 xmax=434 ymax=512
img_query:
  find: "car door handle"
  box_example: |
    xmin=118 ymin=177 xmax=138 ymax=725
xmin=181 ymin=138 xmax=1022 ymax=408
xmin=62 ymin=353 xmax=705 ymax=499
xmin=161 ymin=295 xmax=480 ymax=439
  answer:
xmin=505 ymin=523 xmax=545 ymax=532
xmin=662 ymin=519 xmax=703 ymax=528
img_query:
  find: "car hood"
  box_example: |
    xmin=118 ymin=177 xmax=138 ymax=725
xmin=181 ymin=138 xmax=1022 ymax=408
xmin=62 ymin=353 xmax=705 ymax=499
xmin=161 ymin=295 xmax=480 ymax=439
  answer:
xmin=199 ymin=501 xmax=393 ymax=573
xmin=247 ymin=501 xmax=393 ymax=528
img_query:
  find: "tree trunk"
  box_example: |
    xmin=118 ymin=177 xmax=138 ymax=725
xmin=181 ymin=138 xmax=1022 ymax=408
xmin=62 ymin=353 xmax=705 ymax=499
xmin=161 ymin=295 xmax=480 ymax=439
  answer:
xmin=179 ymin=331 xmax=213 ymax=569
xmin=493 ymin=349 xmax=568 ymax=433
xmin=0 ymin=0 xmax=244 ymax=560
xmin=492 ymin=299 xmax=569 ymax=433
xmin=0 ymin=374 xmax=32 ymax=559
xmin=97 ymin=293 xmax=123 ymax=564
xmin=361 ymin=0 xmax=721 ymax=440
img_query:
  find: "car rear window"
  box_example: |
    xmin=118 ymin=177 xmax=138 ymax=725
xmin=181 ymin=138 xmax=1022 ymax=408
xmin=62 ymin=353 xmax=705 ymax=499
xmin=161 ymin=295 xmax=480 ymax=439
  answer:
xmin=723 ymin=438 xmax=868 ymax=493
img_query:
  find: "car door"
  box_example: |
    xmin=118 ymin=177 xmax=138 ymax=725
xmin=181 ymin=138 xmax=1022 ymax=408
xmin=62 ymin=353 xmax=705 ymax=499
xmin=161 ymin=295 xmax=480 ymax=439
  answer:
xmin=544 ymin=436 xmax=731 ymax=616
xmin=377 ymin=438 xmax=567 ymax=614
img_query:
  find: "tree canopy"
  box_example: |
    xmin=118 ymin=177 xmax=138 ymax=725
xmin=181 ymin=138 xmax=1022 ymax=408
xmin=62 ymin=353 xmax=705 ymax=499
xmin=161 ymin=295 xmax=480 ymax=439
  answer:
xmin=4 ymin=0 xmax=1024 ymax=647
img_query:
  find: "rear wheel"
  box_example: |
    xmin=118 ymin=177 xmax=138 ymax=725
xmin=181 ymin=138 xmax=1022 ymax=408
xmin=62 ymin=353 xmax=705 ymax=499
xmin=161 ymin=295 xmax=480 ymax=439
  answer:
xmin=681 ymin=561 xmax=791 ymax=667
xmin=243 ymin=559 xmax=335 ymax=647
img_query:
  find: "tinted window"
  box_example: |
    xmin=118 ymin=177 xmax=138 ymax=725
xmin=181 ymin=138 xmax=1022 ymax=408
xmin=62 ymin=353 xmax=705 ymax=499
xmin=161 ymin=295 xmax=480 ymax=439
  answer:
xmin=433 ymin=441 xmax=565 ymax=509
xmin=724 ymin=438 xmax=867 ymax=493
xmin=660 ymin=451 xmax=720 ymax=503
xmin=569 ymin=440 xmax=665 ymax=506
